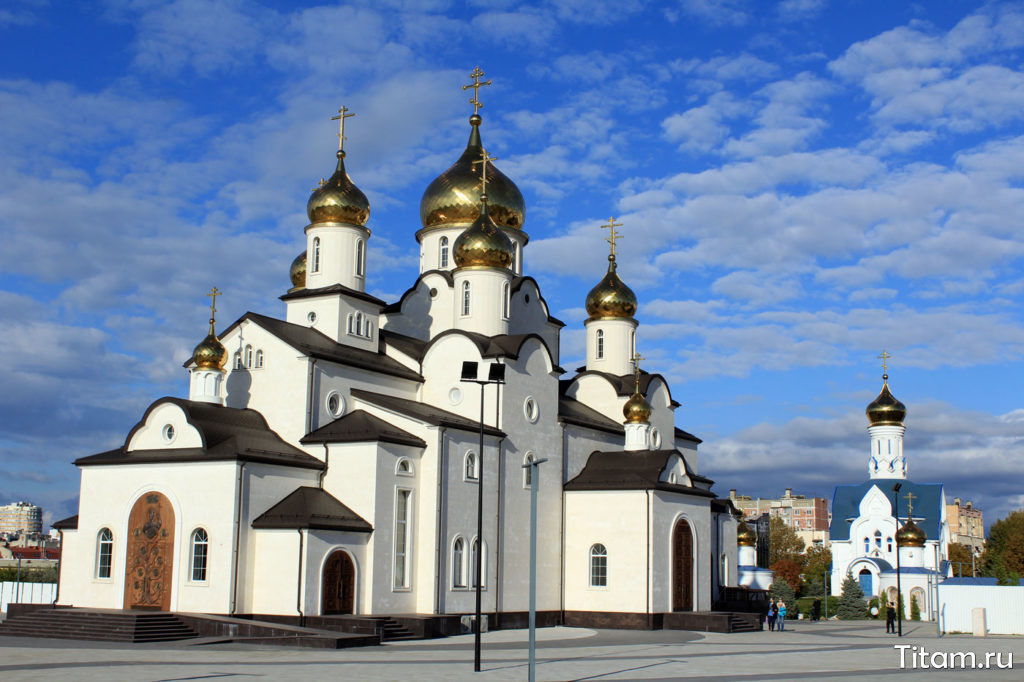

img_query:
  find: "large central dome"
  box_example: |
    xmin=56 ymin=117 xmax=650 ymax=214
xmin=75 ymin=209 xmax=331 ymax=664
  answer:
xmin=420 ymin=114 xmax=525 ymax=231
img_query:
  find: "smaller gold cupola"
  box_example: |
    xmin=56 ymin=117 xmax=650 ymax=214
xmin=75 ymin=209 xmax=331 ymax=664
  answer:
xmin=737 ymin=521 xmax=757 ymax=547
xmin=191 ymin=287 xmax=227 ymax=371
xmin=585 ymin=218 xmax=637 ymax=321
xmin=452 ymin=199 xmax=514 ymax=269
xmin=623 ymin=352 xmax=653 ymax=424
xmin=288 ymin=251 xmax=306 ymax=292
xmin=307 ymin=107 xmax=369 ymax=227
xmin=896 ymin=518 xmax=927 ymax=547
xmin=866 ymin=357 xmax=906 ymax=427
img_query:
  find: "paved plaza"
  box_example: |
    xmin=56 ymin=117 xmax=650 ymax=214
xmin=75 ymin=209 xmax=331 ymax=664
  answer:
xmin=0 ymin=620 xmax=1020 ymax=680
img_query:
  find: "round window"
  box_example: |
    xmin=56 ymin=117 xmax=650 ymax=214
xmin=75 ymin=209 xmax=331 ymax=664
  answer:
xmin=326 ymin=391 xmax=345 ymax=418
xmin=429 ymin=288 xmax=438 ymax=298
xmin=162 ymin=424 xmax=175 ymax=443
xmin=307 ymin=311 xmax=317 ymax=324
xmin=523 ymin=397 xmax=539 ymax=423
xmin=651 ymin=427 xmax=662 ymax=449
xmin=448 ymin=387 xmax=463 ymax=405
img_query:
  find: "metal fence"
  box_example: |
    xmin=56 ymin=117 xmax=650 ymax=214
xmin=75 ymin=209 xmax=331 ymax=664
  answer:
xmin=0 ymin=581 xmax=57 ymax=616
xmin=937 ymin=583 xmax=1024 ymax=635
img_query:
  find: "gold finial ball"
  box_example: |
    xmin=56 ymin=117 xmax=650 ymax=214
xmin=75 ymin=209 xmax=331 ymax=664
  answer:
xmin=866 ymin=376 xmax=907 ymax=426
xmin=469 ymin=114 xmax=482 ymax=126
xmin=622 ymin=391 xmax=652 ymax=424
xmin=585 ymin=259 xmax=638 ymax=320
xmin=192 ymin=329 xmax=227 ymax=371
xmin=737 ymin=521 xmax=757 ymax=546
xmin=307 ymin=150 xmax=370 ymax=226
xmin=290 ymin=251 xmax=307 ymax=289
xmin=896 ymin=518 xmax=927 ymax=547
xmin=453 ymin=208 xmax=515 ymax=269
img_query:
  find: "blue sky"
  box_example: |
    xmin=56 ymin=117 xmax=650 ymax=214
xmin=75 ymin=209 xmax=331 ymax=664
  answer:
xmin=2 ymin=0 xmax=1023 ymax=531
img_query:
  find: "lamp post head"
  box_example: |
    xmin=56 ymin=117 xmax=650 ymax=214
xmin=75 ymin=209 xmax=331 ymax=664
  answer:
xmin=488 ymin=363 xmax=506 ymax=383
xmin=461 ymin=361 xmax=479 ymax=382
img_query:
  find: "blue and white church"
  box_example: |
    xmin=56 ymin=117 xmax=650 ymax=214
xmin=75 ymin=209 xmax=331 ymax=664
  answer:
xmin=829 ymin=365 xmax=949 ymax=619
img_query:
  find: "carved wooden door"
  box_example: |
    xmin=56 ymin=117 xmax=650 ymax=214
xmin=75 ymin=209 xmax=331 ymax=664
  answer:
xmin=672 ymin=518 xmax=693 ymax=612
xmin=124 ymin=492 xmax=175 ymax=611
xmin=322 ymin=551 xmax=355 ymax=615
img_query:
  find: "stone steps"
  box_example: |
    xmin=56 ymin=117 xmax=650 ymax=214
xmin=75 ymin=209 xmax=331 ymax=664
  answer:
xmin=0 ymin=610 xmax=199 ymax=643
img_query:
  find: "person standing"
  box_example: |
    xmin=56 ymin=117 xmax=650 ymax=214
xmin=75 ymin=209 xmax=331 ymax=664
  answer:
xmin=767 ymin=598 xmax=776 ymax=631
xmin=777 ymin=600 xmax=787 ymax=631
xmin=886 ymin=601 xmax=896 ymax=634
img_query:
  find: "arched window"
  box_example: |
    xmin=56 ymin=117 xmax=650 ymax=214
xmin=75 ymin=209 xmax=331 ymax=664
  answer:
xmin=453 ymin=537 xmax=466 ymax=588
xmin=887 ymin=537 xmax=893 ymax=553
xmin=590 ymin=544 xmax=607 ymax=587
xmin=365 ymin=319 xmax=372 ymax=337
xmin=190 ymin=528 xmax=209 ymax=582
xmin=397 ymin=458 xmax=413 ymax=476
xmin=312 ymin=237 xmax=321 ymax=273
xmin=355 ymin=312 xmax=363 ymax=336
xmin=465 ymin=451 xmax=478 ymax=480
xmin=513 ymin=243 xmax=521 ymax=273
xmin=502 ymin=282 xmax=510 ymax=319
xmin=347 ymin=314 xmax=353 ymax=334
xmin=356 ymin=239 xmax=365 ymax=277
xmin=596 ymin=330 xmax=604 ymax=359
xmin=874 ymin=530 xmax=882 ymax=549
xmin=523 ymin=453 xmax=535 ymax=489
xmin=462 ymin=281 xmax=471 ymax=316
xmin=244 ymin=345 xmax=253 ymax=368
xmin=439 ymin=236 xmax=449 ymax=268
xmin=96 ymin=528 xmax=113 ymax=579
xmin=233 ymin=352 xmax=242 ymax=369
xmin=864 ymin=537 xmax=870 ymax=553
xmin=630 ymin=330 xmax=636 ymax=357
xmin=471 ymin=538 xmax=484 ymax=587
xmin=254 ymin=349 xmax=263 ymax=369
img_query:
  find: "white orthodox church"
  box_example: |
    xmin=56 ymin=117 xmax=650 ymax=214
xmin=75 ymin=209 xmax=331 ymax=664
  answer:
xmin=54 ymin=74 xmax=742 ymax=630
xmin=829 ymin=368 xmax=949 ymax=619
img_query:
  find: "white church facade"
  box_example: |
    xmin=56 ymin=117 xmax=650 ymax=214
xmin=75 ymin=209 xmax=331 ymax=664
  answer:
xmin=829 ymin=368 xmax=949 ymax=619
xmin=54 ymin=74 xmax=742 ymax=629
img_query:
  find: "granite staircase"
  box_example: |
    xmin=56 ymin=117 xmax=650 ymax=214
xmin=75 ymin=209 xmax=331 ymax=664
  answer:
xmin=0 ymin=608 xmax=199 ymax=643
xmin=366 ymin=616 xmax=417 ymax=641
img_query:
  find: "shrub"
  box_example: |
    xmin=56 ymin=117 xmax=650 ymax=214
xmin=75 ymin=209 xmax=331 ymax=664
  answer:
xmin=910 ymin=596 xmax=921 ymax=621
xmin=769 ymin=577 xmax=796 ymax=605
xmin=837 ymin=574 xmax=868 ymax=620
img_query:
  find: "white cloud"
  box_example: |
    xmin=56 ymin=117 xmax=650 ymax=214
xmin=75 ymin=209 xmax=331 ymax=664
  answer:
xmin=673 ymin=0 xmax=749 ymax=27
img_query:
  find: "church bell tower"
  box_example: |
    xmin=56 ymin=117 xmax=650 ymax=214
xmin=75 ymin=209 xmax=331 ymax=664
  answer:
xmin=866 ymin=350 xmax=907 ymax=479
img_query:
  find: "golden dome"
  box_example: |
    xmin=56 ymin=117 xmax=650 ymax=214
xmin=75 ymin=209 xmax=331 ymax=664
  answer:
xmin=420 ymin=115 xmax=525 ymax=231
xmin=191 ymin=323 xmax=227 ymax=371
xmin=307 ymin=150 xmax=370 ymax=226
xmin=896 ymin=518 xmax=927 ymax=547
xmin=289 ymin=251 xmax=306 ymax=292
xmin=586 ymin=256 xmax=638 ymax=320
xmin=866 ymin=374 xmax=906 ymax=426
xmin=453 ymin=201 xmax=514 ymax=269
xmin=737 ymin=521 xmax=757 ymax=546
xmin=623 ymin=388 xmax=652 ymax=424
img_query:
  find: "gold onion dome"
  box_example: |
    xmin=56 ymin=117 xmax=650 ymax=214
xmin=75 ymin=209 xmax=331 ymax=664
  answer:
xmin=866 ymin=374 xmax=907 ymax=426
xmin=289 ymin=251 xmax=306 ymax=291
xmin=622 ymin=388 xmax=652 ymax=424
xmin=586 ymin=256 xmax=638 ymax=320
xmin=307 ymin=150 xmax=370 ymax=226
xmin=420 ymin=115 xmax=525 ymax=231
xmin=896 ymin=518 xmax=927 ymax=547
xmin=191 ymin=322 xmax=227 ymax=371
xmin=737 ymin=521 xmax=757 ymax=546
xmin=453 ymin=200 xmax=514 ymax=269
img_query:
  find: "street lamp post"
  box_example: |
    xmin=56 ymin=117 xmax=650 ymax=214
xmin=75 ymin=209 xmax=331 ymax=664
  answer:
xmin=460 ymin=360 xmax=505 ymax=673
xmin=893 ymin=482 xmax=902 ymax=638
xmin=523 ymin=456 xmax=547 ymax=682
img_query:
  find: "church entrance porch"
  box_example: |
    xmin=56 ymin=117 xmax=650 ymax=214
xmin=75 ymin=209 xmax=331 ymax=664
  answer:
xmin=123 ymin=492 xmax=175 ymax=611
xmin=671 ymin=518 xmax=694 ymax=612
xmin=322 ymin=550 xmax=356 ymax=615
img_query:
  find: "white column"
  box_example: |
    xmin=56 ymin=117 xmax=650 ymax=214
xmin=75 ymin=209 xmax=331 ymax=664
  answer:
xmin=305 ymin=224 xmax=370 ymax=292
xmin=624 ymin=422 xmax=650 ymax=451
xmin=189 ymin=369 xmax=224 ymax=405
xmin=868 ymin=424 xmax=906 ymax=479
xmin=452 ymin=268 xmax=513 ymax=336
xmin=585 ymin=318 xmax=637 ymax=376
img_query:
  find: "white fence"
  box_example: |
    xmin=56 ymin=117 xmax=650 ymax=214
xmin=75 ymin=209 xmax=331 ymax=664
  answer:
xmin=0 ymin=581 xmax=57 ymax=616
xmin=937 ymin=583 xmax=1024 ymax=635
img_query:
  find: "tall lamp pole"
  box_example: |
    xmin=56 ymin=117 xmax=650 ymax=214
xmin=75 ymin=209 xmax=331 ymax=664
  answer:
xmin=524 ymin=456 xmax=547 ymax=682
xmin=461 ymin=360 xmax=505 ymax=673
xmin=893 ymin=482 xmax=902 ymax=638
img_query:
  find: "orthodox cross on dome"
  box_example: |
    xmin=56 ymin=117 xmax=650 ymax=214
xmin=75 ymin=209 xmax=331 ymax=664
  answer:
xmin=601 ymin=216 xmax=624 ymax=257
xmin=631 ymin=352 xmax=645 ymax=391
xmin=904 ymin=491 xmax=916 ymax=517
xmin=878 ymin=349 xmax=892 ymax=377
xmin=472 ymin=148 xmax=498 ymax=198
xmin=205 ymin=286 xmax=222 ymax=328
xmin=330 ymin=106 xmax=354 ymax=151
xmin=312 ymin=177 xmax=326 ymax=192
xmin=462 ymin=66 xmax=492 ymax=115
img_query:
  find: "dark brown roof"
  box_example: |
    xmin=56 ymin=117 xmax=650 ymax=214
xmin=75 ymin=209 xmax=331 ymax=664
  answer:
xmin=301 ymin=409 xmax=426 ymax=448
xmin=380 ymin=329 xmax=428 ymax=361
xmin=351 ymin=388 xmax=505 ymax=437
xmin=674 ymin=426 xmax=703 ymax=445
xmin=214 ymin=312 xmax=422 ymax=382
xmin=279 ymin=283 xmax=386 ymax=307
xmin=564 ymin=449 xmax=716 ymax=497
xmin=52 ymin=515 xmax=78 ymax=530
xmin=75 ymin=397 xmax=324 ymax=471
xmin=564 ymin=369 xmax=679 ymax=406
xmin=420 ymin=329 xmax=559 ymax=367
xmin=252 ymin=486 xmax=372 ymax=532
xmin=558 ymin=396 xmax=624 ymax=435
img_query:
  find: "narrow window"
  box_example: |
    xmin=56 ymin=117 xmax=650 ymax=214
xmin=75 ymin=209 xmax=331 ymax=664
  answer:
xmin=312 ymin=237 xmax=321 ymax=273
xmin=875 ymin=530 xmax=882 ymax=548
xmin=191 ymin=528 xmax=209 ymax=582
xmin=888 ymin=441 xmax=892 ymax=454
xmin=394 ymin=490 xmax=411 ymax=588
xmin=453 ymin=537 xmax=465 ymax=588
xmin=590 ymin=544 xmax=607 ymax=587
xmin=355 ymin=312 xmax=363 ymax=336
xmin=440 ymin=237 xmax=449 ymax=268
xmin=596 ymin=330 xmax=604 ymax=359
xmin=365 ymin=319 xmax=372 ymax=337
xmin=244 ymin=345 xmax=253 ymax=368
xmin=630 ymin=330 xmax=636 ymax=357
xmin=347 ymin=314 xmax=353 ymax=334
xmin=471 ymin=538 xmax=484 ymax=587
xmin=462 ymin=281 xmax=471 ymax=316
xmin=465 ymin=452 xmax=477 ymax=480
xmin=523 ymin=453 xmax=535 ymax=488
xmin=233 ymin=352 xmax=242 ymax=369
xmin=513 ymin=243 xmax=520 ymax=273
xmin=887 ymin=537 xmax=893 ymax=553
xmin=502 ymin=282 xmax=510 ymax=319
xmin=356 ymin=239 xmax=365 ymax=276
xmin=254 ymin=349 xmax=263 ymax=369
xmin=96 ymin=528 xmax=113 ymax=579
xmin=864 ymin=537 xmax=870 ymax=553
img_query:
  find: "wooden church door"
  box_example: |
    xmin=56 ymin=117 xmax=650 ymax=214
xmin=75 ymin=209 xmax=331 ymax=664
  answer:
xmin=671 ymin=518 xmax=694 ymax=612
xmin=123 ymin=492 xmax=175 ymax=611
xmin=322 ymin=550 xmax=355 ymax=615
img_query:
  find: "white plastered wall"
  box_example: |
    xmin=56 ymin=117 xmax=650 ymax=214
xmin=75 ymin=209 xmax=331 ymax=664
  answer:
xmin=452 ymin=267 xmax=513 ymax=337
xmin=305 ymin=223 xmax=370 ymax=292
xmin=585 ymin=318 xmax=636 ymax=377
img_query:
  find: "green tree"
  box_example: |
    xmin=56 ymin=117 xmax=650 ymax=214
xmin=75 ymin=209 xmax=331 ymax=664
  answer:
xmin=837 ymin=573 xmax=867 ymax=620
xmin=981 ymin=510 xmax=1024 ymax=584
xmin=803 ymin=545 xmax=832 ymax=582
xmin=769 ymin=516 xmax=806 ymax=566
xmin=948 ymin=542 xmax=974 ymax=577
xmin=769 ymin=576 xmax=795 ymax=605
xmin=910 ymin=595 xmax=921 ymax=621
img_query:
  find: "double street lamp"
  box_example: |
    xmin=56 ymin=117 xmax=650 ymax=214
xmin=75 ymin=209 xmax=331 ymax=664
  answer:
xmin=893 ymin=482 xmax=903 ymax=638
xmin=460 ymin=360 xmax=505 ymax=673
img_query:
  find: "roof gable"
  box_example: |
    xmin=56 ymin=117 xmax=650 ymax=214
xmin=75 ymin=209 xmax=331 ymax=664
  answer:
xmin=252 ymin=486 xmax=372 ymax=532
xmin=351 ymin=388 xmax=505 ymax=437
xmin=301 ymin=409 xmax=426 ymax=448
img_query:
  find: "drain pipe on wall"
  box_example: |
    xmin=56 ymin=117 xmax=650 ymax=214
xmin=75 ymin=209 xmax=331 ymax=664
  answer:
xmin=296 ymin=528 xmax=305 ymax=626
xmin=52 ymin=529 xmax=63 ymax=605
xmin=230 ymin=461 xmax=248 ymax=615
xmin=319 ymin=444 xmax=329 ymax=488
xmin=305 ymin=358 xmax=318 ymax=434
xmin=433 ymin=427 xmax=447 ymax=615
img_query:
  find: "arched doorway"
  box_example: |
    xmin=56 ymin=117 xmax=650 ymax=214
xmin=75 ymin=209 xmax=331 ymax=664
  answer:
xmin=123 ymin=492 xmax=175 ymax=610
xmin=671 ymin=518 xmax=694 ymax=612
xmin=858 ymin=568 xmax=873 ymax=596
xmin=322 ymin=550 xmax=356 ymax=615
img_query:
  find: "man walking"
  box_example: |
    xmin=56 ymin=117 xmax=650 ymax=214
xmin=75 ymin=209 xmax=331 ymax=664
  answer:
xmin=886 ymin=601 xmax=896 ymax=634
xmin=767 ymin=598 xmax=776 ymax=631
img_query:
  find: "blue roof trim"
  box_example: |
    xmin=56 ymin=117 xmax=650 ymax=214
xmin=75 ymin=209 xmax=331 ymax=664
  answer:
xmin=830 ymin=479 xmax=944 ymax=541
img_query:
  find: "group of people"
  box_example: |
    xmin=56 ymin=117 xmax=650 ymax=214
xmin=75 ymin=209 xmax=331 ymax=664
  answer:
xmin=766 ymin=597 xmax=787 ymax=631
